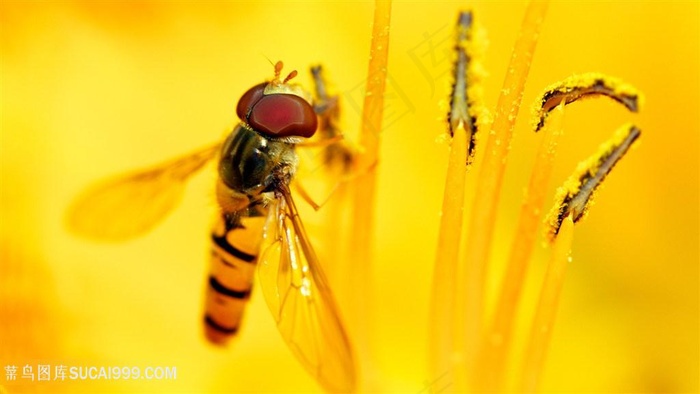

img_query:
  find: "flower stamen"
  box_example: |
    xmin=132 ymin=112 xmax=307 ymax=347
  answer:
xmin=429 ymin=9 xmax=482 ymax=384
xmin=535 ymin=73 xmax=642 ymax=132
xmin=474 ymin=74 xmax=642 ymax=391
xmin=546 ymin=123 xmax=641 ymax=240
xmin=519 ymin=124 xmax=640 ymax=392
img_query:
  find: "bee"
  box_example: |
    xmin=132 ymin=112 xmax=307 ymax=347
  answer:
xmin=67 ymin=61 xmax=356 ymax=392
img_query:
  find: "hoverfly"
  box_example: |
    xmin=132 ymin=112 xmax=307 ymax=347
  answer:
xmin=67 ymin=61 xmax=356 ymax=392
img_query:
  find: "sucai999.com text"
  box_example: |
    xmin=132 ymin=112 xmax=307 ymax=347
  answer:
xmin=3 ymin=364 xmax=177 ymax=382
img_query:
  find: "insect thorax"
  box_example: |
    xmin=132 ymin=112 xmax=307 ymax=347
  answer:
xmin=218 ymin=123 xmax=298 ymax=205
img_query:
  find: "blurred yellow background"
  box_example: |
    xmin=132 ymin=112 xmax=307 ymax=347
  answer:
xmin=1 ymin=1 xmax=697 ymax=393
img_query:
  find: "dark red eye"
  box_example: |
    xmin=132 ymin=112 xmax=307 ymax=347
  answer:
xmin=236 ymin=82 xmax=267 ymax=121
xmin=247 ymin=94 xmax=318 ymax=138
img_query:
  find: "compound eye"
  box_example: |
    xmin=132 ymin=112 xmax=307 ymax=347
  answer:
xmin=247 ymin=94 xmax=318 ymax=138
xmin=236 ymin=82 xmax=267 ymax=121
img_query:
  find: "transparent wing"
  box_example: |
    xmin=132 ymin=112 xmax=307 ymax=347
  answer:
xmin=258 ymin=186 xmax=356 ymax=393
xmin=66 ymin=143 xmax=220 ymax=241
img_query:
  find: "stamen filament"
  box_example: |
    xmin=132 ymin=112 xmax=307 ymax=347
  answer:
xmin=518 ymin=215 xmax=574 ymax=393
xmin=429 ymin=10 xmax=478 ymax=382
xmin=350 ymin=0 xmax=391 ymax=389
xmin=458 ymin=1 xmax=548 ymax=385
xmin=472 ymin=102 xmax=565 ymax=391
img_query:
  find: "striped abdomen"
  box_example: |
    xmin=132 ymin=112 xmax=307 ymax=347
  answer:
xmin=204 ymin=208 xmax=267 ymax=345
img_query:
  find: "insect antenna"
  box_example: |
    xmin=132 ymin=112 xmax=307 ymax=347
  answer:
xmin=283 ymin=70 xmax=298 ymax=84
xmin=274 ymin=60 xmax=283 ymax=79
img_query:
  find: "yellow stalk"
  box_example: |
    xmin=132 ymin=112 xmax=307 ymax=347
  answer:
xmin=518 ymin=123 xmax=641 ymax=391
xmin=429 ymin=123 xmax=468 ymax=379
xmin=473 ymin=102 xmax=565 ymax=391
xmin=474 ymin=74 xmax=640 ymax=390
xmin=518 ymin=215 xmax=575 ymax=392
xmin=429 ymin=10 xmax=482 ymax=385
xmin=458 ymin=0 xmax=549 ymax=381
xmin=350 ymin=0 xmax=391 ymax=388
